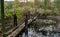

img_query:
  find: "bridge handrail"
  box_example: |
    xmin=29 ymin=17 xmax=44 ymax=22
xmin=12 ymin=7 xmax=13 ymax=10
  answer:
xmin=7 ymin=16 xmax=37 ymax=37
xmin=7 ymin=23 xmax=25 ymax=37
xmin=5 ymin=25 xmax=20 ymax=36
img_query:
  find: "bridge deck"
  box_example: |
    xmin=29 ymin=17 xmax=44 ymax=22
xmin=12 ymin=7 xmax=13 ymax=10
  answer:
xmin=7 ymin=16 xmax=60 ymax=37
xmin=8 ymin=23 xmax=25 ymax=37
xmin=7 ymin=16 xmax=37 ymax=37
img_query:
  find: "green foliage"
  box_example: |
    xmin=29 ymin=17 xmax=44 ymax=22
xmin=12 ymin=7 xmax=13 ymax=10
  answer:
xmin=15 ymin=7 xmax=23 ymax=19
xmin=26 ymin=2 xmax=35 ymax=7
xmin=4 ymin=1 xmax=24 ymax=19
xmin=54 ymin=0 xmax=60 ymax=13
xmin=15 ymin=7 xmax=23 ymax=14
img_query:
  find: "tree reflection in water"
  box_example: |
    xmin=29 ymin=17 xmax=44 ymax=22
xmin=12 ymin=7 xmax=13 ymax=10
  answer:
xmin=21 ymin=28 xmax=60 ymax=37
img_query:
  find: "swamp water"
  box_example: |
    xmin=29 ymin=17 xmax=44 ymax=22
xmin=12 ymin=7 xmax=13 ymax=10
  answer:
xmin=18 ymin=28 xmax=60 ymax=37
xmin=19 ymin=19 xmax=60 ymax=37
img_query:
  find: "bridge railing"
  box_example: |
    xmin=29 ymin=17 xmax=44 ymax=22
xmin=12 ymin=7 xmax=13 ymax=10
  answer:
xmin=1 ymin=14 xmax=24 ymax=37
xmin=1 ymin=14 xmax=18 ymax=36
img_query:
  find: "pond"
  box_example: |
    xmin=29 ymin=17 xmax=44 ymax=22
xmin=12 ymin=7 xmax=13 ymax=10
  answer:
xmin=19 ymin=28 xmax=60 ymax=37
xmin=18 ymin=19 xmax=60 ymax=37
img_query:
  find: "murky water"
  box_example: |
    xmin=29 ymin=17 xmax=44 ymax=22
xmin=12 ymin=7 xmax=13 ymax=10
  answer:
xmin=20 ymin=18 xmax=60 ymax=37
xmin=21 ymin=28 xmax=60 ymax=37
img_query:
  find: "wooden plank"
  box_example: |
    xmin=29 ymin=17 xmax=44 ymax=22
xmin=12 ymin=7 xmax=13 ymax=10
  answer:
xmin=7 ymin=16 xmax=37 ymax=37
xmin=28 ymin=16 xmax=37 ymax=24
xmin=5 ymin=25 xmax=19 ymax=35
xmin=7 ymin=23 xmax=25 ymax=37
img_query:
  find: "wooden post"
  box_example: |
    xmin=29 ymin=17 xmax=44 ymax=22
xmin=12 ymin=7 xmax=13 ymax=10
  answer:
xmin=25 ymin=14 xmax=28 ymax=37
xmin=28 ymin=11 xmax=30 ymax=19
xmin=25 ymin=14 xmax=28 ymax=26
xmin=1 ymin=0 xmax=6 ymax=37
xmin=13 ymin=14 xmax=17 ymax=26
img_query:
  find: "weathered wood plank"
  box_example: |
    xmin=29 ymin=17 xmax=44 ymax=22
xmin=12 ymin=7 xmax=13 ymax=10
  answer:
xmin=5 ymin=25 xmax=19 ymax=35
xmin=7 ymin=16 xmax=37 ymax=37
xmin=7 ymin=23 xmax=25 ymax=37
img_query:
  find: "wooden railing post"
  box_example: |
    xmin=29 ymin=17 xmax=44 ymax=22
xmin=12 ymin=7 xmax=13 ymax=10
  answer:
xmin=28 ymin=11 xmax=30 ymax=19
xmin=25 ymin=14 xmax=28 ymax=26
xmin=24 ymin=14 xmax=28 ymax=37
xmin=13 ymin=14 xmax=17 ymax=26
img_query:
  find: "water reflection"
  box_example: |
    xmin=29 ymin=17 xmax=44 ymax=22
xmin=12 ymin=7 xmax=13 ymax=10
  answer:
xmin=28 ymin=28 xmax=34 ymax=37
xmin=40 ymin=32 xmax=42 ymax=37
xmin=46 ymin=31 xmax=50 ymax=37
xmin=22 ymin=28 xmax=60 ymax=37
xmin=22 ymin=33 xmax=25 ymax=37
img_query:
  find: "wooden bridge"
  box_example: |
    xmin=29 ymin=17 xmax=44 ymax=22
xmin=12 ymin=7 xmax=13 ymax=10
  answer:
xmin=1 ymin=14 xmax=60 ymax=37
xmin=7 ymin=16 xmax=37 ymax=37
xmin=1 ymin=0 xmax=60 ymax=37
